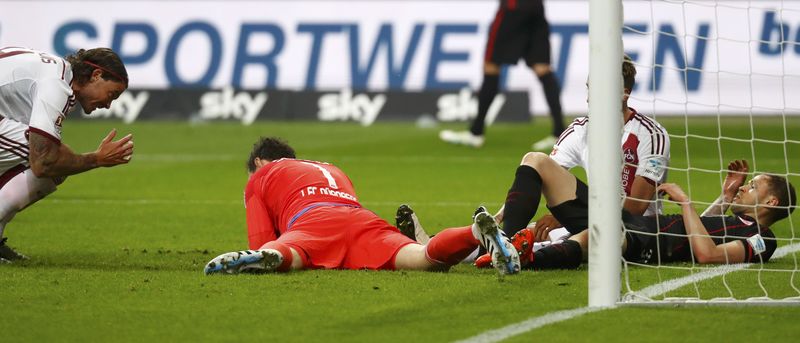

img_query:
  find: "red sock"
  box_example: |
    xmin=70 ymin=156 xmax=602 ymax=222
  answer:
xmin=260 ymin=241 xmax=295 ymax=272
xmin=425 ymin=226 xmax=479 ymax=266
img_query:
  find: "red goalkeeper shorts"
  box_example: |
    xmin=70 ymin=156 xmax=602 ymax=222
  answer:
xmin=277 ymin=205 xmax=416 ymax=270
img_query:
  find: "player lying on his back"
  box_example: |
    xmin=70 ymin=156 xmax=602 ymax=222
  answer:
xmin=503 ymin=159 xmax=795 ymax=269
xmin=204 ymin=137 xmax=521 ymax=276
xmin=0 ymin=47 xmax=134 ymax=262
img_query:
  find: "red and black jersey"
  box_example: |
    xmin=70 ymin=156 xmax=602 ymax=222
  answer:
xmin=624 ymin=214 xmax=777 ymax=264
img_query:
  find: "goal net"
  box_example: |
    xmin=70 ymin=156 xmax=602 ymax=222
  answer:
xmin=590 ymin=0 xmax=800 ymax=305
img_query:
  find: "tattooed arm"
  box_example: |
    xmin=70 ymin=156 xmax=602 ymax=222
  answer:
xmin=28 ymin=129 xmax=133 ymax=178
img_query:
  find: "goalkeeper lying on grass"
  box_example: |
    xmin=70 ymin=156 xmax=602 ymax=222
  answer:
xmin=204 ymin=137 xmax=521 ymax=276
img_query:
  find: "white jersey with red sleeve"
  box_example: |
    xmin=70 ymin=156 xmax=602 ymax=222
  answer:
xmin=549 ymin=108 xmax=670 ymax=216
xmin=0 ymin=47 xmax=75 ymax=143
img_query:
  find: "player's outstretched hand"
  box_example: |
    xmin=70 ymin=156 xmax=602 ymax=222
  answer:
xmin=657 ymin=183 xmax=690 ymax=205
xmin=531 ymin=214 xmax=561 ymax=242
xmin=95 ymin=129 xmax=134 ymax=166
xmin=722 ymin=159 xmax=749 ymax=201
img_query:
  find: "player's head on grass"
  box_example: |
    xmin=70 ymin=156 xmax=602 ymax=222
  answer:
xmin=246 ymin=136 xmax=296 ymax=173
xmin=731 ymin=174 xmax=796 ymax=226
xmin=65 ymin=47 xmax=128 ymax=114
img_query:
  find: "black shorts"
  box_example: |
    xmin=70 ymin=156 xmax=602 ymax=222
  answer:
xmin=621 ymin=214 xmax=667 ymax=264
xmin=484 ymin=4 xmax=551 ymax=66
xmin=548 ymin=177 xmax=588 ymax=235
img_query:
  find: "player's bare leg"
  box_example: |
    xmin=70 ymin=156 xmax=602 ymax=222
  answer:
xmin=501 ymin=152 xmax=578 ymax=238
xmin=0 ymin=169 xmax=59 ymax=261
xmin=394 ymin=206 xmax=520 ymax=275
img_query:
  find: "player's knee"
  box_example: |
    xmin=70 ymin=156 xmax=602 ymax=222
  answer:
xmin=520 ymin=151 xmax=551 ymax=170
xmin=531 ymin=63 xmax=552 ymax=77
xmin=483 ymin=62 xmax=501 ymax=75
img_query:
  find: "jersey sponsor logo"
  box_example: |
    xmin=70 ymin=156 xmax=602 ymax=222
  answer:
xmin=640 ymin=157 xmax=666 ymax=180
xmin=621 ymin=135 xmax=640 ymax=195
xmin=747 ymin=234 xmax=767 ymax=255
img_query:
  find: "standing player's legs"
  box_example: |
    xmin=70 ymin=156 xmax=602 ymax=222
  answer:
xmin=470 ymin=8 xmax=526 ymax=138
xmin=468 ymin=62 xmax=502 ymax=138
xmin=439 ymin=9 xmax=526 ymax=148
xmin=527 ymin=9 xmax=565 ymax=151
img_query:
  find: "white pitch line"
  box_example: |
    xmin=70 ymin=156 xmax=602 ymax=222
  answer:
xmin=456 ymin=243 xmax=800 ymax=343
xmin=454 ymin=307 xmax=607 ymax=343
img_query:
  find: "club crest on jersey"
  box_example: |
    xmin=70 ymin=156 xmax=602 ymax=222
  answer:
xmin=55 ymin=114 xmax=65 ymax=128
xmin=623 ymin=148 xmax=636 ymax=163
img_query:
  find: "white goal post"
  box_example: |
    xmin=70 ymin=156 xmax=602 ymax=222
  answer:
xmin=587 ymin=0 xmax=624 ymax=307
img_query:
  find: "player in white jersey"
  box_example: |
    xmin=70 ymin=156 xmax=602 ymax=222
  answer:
xmin=0 ymin=47 xmax=134 ymax=262
xmin=550 ymin=108 xmax=669 ymax=216
xmin=516 ymin=55 xmax=669 ymax=245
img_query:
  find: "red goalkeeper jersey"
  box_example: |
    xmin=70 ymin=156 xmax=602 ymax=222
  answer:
xmin=244 ymin=158 xmax=361 ymax=249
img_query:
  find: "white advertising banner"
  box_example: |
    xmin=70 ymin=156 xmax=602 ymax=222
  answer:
xmin=1 ymin=0 xmax=798 ymax=116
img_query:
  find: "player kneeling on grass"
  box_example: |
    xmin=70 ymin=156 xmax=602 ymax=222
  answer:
xmin=0 ymin=47 xmax=134 ymax=262
xmin=204 ymin=137 xmax=520 ymax=276
xmin=503 ymin=159 xmax=795 ymax=269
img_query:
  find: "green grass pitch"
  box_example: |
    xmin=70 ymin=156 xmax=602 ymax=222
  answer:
xmin=1 ymin=117 xmax=799 ymax=342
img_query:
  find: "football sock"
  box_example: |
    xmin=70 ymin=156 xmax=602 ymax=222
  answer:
xmin=0 ymin=168 xmax=57 ymax=238
xmin=425 ymin=226 xmax=480 ymax=266
xmin=502 ymin=165 xmax=543 ymax=237
xmin=537 ymin=72 xmax=565 ymax=137
xmin=525 ymin=239 xmax=583 ymax=270
xmin=260 ymin=241 xmax=295 ymax=272
xmin=469 ymin=73 xmax=500 ymax=136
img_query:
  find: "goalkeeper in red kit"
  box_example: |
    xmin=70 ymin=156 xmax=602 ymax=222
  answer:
xmin=204 ymin=137 xmax=520 ymax=275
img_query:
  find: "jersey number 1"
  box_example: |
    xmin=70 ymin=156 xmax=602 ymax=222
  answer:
xmin=302 ymin=162 xmax=339 ymax=189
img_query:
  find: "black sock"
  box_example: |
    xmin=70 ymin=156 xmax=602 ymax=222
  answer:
xmin=526 ymin=240 xmax=583 ymax=270
xmin=501 ymin=165 xmax=542 ymax=237
xmin=537 ymin=72 xmax=565 ymax=137
xmin=469 ymin=73 xmax=500 ymax=136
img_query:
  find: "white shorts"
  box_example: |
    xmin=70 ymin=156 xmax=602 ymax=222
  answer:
xmin=0 ymin=117 xmax=30 ymax=187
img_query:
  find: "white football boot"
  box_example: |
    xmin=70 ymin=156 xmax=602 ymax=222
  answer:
xmin=472 ymin=207 xmax=520 ymax=275
xmin=204 ymin=249 xmax=284 ymax=275
xmin=439 ymin=130 xmax=485 ymax=148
